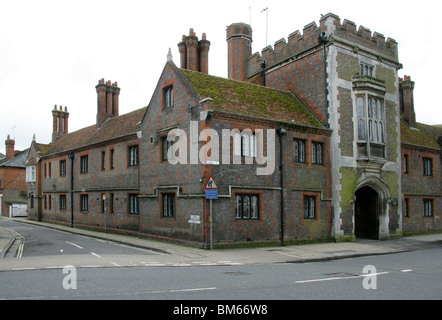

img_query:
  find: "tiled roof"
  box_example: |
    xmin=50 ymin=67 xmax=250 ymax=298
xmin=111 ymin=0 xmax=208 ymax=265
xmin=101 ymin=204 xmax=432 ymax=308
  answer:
xmin=401 ymin=121 xmax=441 ymax=150
xmin=181 ymin=69 xmax=324 ymax=128
xmin=45 ymin=107 xmax=146 ymax=156
xmin=0 ymin=149 xmax=28 ymax=168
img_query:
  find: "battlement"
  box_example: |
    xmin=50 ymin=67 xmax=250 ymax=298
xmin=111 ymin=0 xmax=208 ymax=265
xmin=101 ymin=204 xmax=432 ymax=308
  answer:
xmin=247 ymin=13 xmax=399 ymax=78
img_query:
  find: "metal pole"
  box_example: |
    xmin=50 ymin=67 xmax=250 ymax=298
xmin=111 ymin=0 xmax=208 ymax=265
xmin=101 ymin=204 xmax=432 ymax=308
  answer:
xmin=103 ymin=194 xmax=107 ymax=233
xmin=210 ymin=199 xmax=213 ymax=250
xmin=278 ymin=127 xmax=286 ymax=246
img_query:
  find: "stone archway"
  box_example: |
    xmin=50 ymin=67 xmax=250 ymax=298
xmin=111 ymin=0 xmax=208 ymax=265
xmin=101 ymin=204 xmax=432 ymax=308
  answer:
xmin=354 ymin=178 xmax=391 ymax=240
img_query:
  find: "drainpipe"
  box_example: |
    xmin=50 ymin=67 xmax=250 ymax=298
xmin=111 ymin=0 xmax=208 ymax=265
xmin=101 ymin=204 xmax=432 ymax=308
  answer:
xmin=68 ymin=152 xmax=74 ymax=228
xmin=277 ymin=127 xmax=287 ymax=246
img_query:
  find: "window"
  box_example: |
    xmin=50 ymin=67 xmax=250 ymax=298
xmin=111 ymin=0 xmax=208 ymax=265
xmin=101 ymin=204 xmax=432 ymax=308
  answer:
xmin=423 ymin=158 xmax=432 ymax=176
xmin=60 ymin=160 xmax=66 ymax=176
xmin=356 ymin=95 xmax=385 ymax=159
xmin=304 ymin=196 xmax=316 ymax=219
xmin=360 ymin=63 xmax=374 ymax=77
xmin=368 ymin=97 xmax=384 ymax=143
xmin=110 ymin=149 xmax=115 ymax=170
xmin=129 ymin=146 xmax=139 ymax=166
xmin=312 ymin=142 xmax=324 ymax=165
xmin=101 ymin=151 xmax=106 ymax=171
xmin=235 ymin=194 xmax=259 ymax=220
xmin=423 ymin=199 xmax=433 ymax=217
xmin=129 ymin=194 xmax=139 ymax=214
xmin=403 ymin=154 xmax=409 ymax=174
xmin=80 ymin=194 xmax=88 ymax=212
xmin=294 ymin=139 xmax=306 ymax=163
xmin=48 ymin=162 xmax=52 ymax=178
xmin=404 ymin=198 xmax=409 ymax=218
xmin=164 ymin=86 xmax=173 ymax=109
xmin=80 ymin=155 xmax=88 ymax=173
xmin=26 ymin=166 xmax=36 ymax=182
xmin=233 ymin=132 xmax=257 ymax=158
xmin=161 ymin=136 xmax=175 ymax=161
xmin=60 ymin=195 xmax=66 ymax=211
xmin=357 ymin=96 xmax=384 ymax=144
xmin=162 ymin=193 xmax=175 ymax=218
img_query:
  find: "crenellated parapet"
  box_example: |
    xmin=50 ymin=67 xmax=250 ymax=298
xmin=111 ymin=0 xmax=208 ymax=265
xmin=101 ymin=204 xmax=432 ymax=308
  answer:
xmin=247 ymin=13 xmax=399 ymax=78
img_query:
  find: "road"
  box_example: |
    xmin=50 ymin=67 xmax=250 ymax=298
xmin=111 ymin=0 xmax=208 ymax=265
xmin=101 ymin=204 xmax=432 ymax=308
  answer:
xmin=0 ymin=219 xmax=441 ymax=302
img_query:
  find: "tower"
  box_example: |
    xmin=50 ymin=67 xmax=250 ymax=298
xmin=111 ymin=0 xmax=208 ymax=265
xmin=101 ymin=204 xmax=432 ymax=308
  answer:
xmin=226 ymin=23 xmax=252 ymax=81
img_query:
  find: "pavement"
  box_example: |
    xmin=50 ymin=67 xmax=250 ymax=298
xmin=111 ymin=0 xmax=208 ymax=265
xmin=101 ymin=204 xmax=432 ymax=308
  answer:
xmin=1 ymin=216 xmax=442 ymax=266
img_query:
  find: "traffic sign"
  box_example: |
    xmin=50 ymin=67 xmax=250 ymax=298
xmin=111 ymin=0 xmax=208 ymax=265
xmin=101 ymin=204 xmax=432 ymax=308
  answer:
xmin=205 ymin=175 xmax=218 ymax=190
xmin=206 ymin=189 xmax=218 ymax=200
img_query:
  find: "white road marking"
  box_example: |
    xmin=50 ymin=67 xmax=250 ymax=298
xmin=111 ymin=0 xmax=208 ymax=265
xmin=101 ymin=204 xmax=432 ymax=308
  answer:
xmin=295 ymin=272 xmax=389 ymax=284
xmin=401 ymin=269 xmax=413 ymax=273
xmin=90 ymin=252 xmax=104 ymax=259
xmin=66 ymin=241 xmax=84 ymax=249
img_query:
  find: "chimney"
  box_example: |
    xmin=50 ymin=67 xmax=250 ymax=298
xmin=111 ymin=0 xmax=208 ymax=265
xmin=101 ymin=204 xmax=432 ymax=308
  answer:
xmin=5 ymin=135 xmax=15 ymax=159
xmin=199 ymin=33 xmax=210 ymax=74
xmin=399 ymin=75 xmax=416 ymax=127
xmin=177 ymin=29 xmax=210 ymax=74
xmin=52 ymin=105 xmax=69 ymax=142
xmin=178 ymin=35 xmax=187 ymax=69
xmin=227 ymin=23 xmax=253 ymax=81
xmin=96 ymin=79 xmax=120 ymax=127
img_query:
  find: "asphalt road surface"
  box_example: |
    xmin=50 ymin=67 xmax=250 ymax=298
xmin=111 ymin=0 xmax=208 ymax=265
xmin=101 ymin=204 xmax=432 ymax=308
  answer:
xmin=0 ymin=218 xmax=441 ymax=302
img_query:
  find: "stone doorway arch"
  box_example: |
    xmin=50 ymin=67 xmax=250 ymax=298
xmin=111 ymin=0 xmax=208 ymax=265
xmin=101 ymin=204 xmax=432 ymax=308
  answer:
xmin=354 ymin=178 xmax=391 ymax=240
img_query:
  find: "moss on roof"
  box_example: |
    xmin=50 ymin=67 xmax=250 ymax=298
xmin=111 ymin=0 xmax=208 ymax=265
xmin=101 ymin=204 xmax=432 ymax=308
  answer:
xmin=181 ymin=69 xmax=323 ymax=128
xmin=46 ymin=107 xmax=146 ymax=155
xmin=401 ymin=121 xmax=441 ymax=150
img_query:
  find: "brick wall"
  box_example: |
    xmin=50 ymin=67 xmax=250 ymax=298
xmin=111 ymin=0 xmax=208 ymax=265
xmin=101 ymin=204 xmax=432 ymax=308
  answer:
xmin=402 ymin=146 xmax=442 ymax=232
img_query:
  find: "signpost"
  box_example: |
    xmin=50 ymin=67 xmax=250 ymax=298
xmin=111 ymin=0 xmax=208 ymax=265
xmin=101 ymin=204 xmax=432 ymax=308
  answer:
xmin=205 ymin=176 xmax=218 ymax=250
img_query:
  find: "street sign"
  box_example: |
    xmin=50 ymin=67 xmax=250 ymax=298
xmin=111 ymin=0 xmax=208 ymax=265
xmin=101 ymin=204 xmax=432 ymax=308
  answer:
xmin=206 ymin=189 xmax=218 ymax=200
xmin=205 ymin=175 xmax=218 ymax=189
xmin=205 ymin=175 xmax=218 ymax=250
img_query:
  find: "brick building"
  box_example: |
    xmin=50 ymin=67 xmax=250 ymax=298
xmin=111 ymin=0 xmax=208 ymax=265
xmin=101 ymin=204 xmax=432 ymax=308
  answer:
xmin=26 ymin=84 xmax=145 ymax=232
xmin=0 ymin=135 xmax=28 ymax=217
xmin=26 ymin=13 xmax=441 ymax=247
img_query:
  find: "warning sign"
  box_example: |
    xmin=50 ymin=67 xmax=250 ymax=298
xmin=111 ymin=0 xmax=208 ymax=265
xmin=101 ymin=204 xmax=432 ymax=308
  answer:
xmin=205 ymin=175 xmax=218 ymax=190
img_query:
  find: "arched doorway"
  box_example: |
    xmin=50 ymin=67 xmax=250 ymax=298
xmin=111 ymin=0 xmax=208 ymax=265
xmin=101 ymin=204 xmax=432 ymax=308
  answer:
xmin=355 ymin=186 xmax=379 ymax=239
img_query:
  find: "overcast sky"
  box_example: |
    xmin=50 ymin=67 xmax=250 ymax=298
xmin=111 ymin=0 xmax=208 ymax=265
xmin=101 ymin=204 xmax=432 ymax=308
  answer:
xmin=1 ymin=0 xmax=440 ymax=155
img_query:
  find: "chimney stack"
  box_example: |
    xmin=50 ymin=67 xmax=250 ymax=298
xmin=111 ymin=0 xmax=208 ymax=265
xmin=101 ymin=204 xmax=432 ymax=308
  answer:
xmin=52 ymin=105 xmax=69 ymax=142
xmin=5 ymin=135 xmax=15 ymax=159
xmin=96 ymin=79 xmax=120 ymax=127
xmin=399 ymin=75 xmax=416 ymax=127
xmin=177 ymin=29 xmax=210 ymax=74
xmin=227 ymin=23 xmax=253 ymax=81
